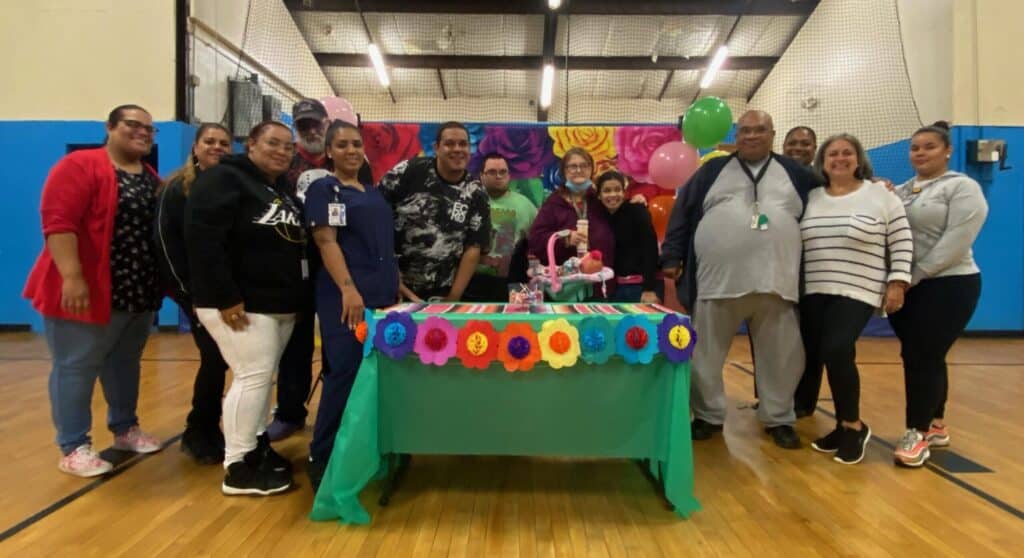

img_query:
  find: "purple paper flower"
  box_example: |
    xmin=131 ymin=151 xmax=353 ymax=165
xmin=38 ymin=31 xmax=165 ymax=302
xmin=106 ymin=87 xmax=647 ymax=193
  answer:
xmin=657 ymin=314 xmax=697 ymax=363
xmin=373 ymin=312 xmax=417 ymax=359
xmin=470 ymin=126 xmax=556 ymax=179
xmin=413 ymin=316 xmax=457 ymax=366
xmin=614 ymin=126 xmax=682 ymax=184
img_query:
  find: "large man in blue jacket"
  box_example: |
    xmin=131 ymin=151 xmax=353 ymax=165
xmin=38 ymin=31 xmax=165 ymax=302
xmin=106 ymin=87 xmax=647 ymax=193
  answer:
xmin=661 ymin=110 xmax=821 ymax=449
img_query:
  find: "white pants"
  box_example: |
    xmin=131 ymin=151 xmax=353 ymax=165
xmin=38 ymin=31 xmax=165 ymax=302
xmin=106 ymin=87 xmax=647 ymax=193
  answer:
xmin=197 ymin=309 xmax=295 ymax=466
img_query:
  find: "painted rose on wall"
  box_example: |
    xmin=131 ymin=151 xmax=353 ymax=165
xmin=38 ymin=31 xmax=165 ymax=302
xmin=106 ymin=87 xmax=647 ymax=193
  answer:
xmin=469 ymin=126 xmax=555 ymax=179
xmin=362 ymin=123 xmax=422 ymax=184
xmin=614 ymin=126 xmax=682 ymax=183
xmin=548 ymin=126 xmax=617 ymax=167
xmin=418 ymin=123 xmax=484 ymax=157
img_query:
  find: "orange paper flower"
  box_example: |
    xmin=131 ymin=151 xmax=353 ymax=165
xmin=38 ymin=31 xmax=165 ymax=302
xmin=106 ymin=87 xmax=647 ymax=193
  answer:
xmin=456 ymin=320 xmax=499 ymax=370
xmin=537 ymin=318 xmax=581 ymax=369
xmin=497 ymin=323 xmax=542 ymax=372
xmin=548 ymin=126 xmax=618 ymax=166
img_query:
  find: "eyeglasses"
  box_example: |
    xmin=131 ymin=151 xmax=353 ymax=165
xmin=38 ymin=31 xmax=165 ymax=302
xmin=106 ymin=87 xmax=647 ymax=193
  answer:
xmin=483 ymin=169 xmax=509 ymax=178
xmin=120 ymin=119 xmax=157 ymax=135
xmin=565 ymin=163 xmax=592 ymax=172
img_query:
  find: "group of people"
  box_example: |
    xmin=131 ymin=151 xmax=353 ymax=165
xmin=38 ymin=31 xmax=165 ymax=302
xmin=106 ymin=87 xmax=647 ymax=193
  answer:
xmin=24 ymin=101 xmax=986 ymax=497
xmin=662 ymin=110 xmax=987 ymax=467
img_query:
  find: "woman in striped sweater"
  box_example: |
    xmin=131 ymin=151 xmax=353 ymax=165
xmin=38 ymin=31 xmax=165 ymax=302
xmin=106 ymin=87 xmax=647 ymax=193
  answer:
xmin=799 ymin=134 xmax=913 ymax=465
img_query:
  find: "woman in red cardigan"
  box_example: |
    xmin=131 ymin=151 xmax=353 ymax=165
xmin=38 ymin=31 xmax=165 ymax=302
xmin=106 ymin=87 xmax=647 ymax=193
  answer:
xmin=24 ymin=104 xmax=163 ymax=477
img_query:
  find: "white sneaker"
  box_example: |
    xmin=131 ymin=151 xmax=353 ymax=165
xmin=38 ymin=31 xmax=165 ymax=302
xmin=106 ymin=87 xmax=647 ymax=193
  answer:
xmin=113 ymin=426 xmax=162 ymax=453
xmin=59 ymin=445 xmax=114 ymax=477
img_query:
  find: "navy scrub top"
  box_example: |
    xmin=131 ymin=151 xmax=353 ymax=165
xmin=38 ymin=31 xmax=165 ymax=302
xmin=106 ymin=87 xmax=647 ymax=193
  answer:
xmin=304 ymin=175 xmax=400 ymax=319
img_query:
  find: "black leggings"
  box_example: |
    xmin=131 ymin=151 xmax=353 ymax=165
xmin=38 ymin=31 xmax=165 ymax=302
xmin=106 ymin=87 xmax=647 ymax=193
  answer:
xmin=797 ymin=294 xmax=875 ymax=423
xmin=889 ymin=274 xmax=981 ymax=431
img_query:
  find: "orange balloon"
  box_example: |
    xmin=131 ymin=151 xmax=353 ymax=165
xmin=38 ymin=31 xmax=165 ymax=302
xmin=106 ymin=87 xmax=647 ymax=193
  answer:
xmin=648 ymin=194 xmax=674 ymax=242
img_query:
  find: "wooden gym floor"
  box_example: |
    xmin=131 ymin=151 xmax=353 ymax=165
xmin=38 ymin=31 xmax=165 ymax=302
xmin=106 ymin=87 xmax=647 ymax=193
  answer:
xmin=0 ymin=331 xmax=1021 ymax=557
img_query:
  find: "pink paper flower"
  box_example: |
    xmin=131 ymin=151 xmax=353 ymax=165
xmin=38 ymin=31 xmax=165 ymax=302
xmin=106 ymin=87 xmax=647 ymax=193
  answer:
xmin=413 ymin=316 xmax=457 ymax=366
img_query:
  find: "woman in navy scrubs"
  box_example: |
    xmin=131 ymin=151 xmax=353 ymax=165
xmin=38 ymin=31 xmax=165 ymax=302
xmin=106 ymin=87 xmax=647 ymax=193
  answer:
xmin=304 ymin=121 xmax=399 ymax=490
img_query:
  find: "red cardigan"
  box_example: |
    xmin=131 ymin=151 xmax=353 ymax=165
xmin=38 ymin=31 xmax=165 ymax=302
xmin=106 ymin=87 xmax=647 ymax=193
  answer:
xmin=23 ymin=148 xmax=158 ymax=324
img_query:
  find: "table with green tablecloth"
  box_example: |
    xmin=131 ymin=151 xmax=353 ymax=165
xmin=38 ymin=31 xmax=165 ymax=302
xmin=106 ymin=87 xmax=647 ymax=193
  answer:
xmin=310 ymin=303 xmax=701 ymax=524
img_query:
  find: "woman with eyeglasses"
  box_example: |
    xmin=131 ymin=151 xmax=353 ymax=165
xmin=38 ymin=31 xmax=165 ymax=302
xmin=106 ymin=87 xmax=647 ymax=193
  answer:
xmin=527 ymin=147 xmax=615 ymax=300
xmin=25 ymin=104 xmax=164 ymax=477
xmin=156 ymin=123 xmax=233 ymax=465
xmin=186 ymin=121 xmax=307 ymax=495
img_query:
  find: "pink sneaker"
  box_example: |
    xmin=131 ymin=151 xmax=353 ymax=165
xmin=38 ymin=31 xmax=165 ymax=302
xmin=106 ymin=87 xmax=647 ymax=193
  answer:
xmin=59 ymin=445 xmax=113 ymax=477
xmin=113 ymin=426 xmax=162 ymax=453
xmin=894 ymin=429 xmax=930 ymax=467
xmin=926 ymin=423 xmax=950 ymax=447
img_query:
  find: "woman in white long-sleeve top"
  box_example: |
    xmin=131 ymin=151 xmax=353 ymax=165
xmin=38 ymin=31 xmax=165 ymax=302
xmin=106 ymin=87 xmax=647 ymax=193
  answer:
xmin=889 ymin=121 xmax=988 ymax=468
xmin=799 ymin=134 xmax=913 ymax=465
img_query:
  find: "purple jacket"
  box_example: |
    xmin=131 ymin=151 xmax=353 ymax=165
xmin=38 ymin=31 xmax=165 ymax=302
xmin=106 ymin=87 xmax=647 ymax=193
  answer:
xmin=528 ymin=190 xmax=615 ymax=267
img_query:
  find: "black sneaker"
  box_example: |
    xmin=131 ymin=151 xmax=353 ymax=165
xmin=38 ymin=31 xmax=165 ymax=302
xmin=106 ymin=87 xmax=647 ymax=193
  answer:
xmin=765 ymin=425 xmax=802 ymax=449
xmin=307 ymin=457 xmax=327 ymax=493
xmin=181 ymin=425 xmax=225 ymax=465
xmin=691 ymin=419 xmax=724 ymax=441
xmin=834 ymin=423 xmax=871 ymax=465
xmin=257 ymin=432 xmax=293 ymax=473
xmin=794 ymin=407 xmax=815 ymax=419
xmin=222 ymin=450 xmax=293 ymax=496
xmin=811 ymin=426 xmax=842 ymax=453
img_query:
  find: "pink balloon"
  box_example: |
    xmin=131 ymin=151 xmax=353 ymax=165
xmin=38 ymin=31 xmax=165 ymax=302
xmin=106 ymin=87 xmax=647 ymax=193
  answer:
xmin=648 ymin=141 xmax=699 ymax=190
xmin=320 ymin=96 xmax=358 ymax=125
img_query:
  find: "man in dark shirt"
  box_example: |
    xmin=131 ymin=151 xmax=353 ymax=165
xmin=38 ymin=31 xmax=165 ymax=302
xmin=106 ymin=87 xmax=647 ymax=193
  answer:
xmin=267 ymin=99 xmax=331 ymax=441
xmin=379 ymin=122 xmax=491 ymax=301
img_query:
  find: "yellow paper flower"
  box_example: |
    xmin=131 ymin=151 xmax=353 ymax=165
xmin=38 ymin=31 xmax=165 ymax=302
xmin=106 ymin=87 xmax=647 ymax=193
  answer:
xmin=537 ymin=318 xmax=581 ymax=369
xmin=549 ymin=126 xmax=618 ymax=164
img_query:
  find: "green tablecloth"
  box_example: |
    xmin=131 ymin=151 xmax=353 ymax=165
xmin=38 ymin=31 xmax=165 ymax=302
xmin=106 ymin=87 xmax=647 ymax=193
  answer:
xmin=310 ymin=306 xmax=700 ymax=524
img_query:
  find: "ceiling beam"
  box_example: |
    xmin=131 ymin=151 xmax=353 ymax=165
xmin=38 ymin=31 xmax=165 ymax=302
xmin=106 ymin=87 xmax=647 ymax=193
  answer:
xmin=286 ymin=0 xmax=819 ymax=16
xmin=315 ymin=53 xmax=778 ymax=71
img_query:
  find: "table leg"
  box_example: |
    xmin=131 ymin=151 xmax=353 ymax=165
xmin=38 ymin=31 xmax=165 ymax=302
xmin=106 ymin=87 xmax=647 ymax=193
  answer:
xmin=378 ymin=453 xmax=412 ymax=506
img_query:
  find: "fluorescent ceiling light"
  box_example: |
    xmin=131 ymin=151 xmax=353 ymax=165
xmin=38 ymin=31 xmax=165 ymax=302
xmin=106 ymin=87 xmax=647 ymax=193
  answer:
xmin=700 ymin=45 xmax=729 ymax=89
xmin=367 ymin=43 xmax=390 ymax=87
xmin=540 ymin=64 xmax=554 ymax=108
xmin=548 ymin=0 xmax=562 ymax=9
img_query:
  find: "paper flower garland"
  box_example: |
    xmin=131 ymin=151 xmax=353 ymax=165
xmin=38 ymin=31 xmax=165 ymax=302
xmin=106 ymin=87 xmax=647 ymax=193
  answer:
xmin=537 ymin=318 xmax=581 ymax=369
xmin=413 ymin=316 xmax=457 ymax=366
xmin=615 ymin=315 xmax=657 ymax=364
xmin=657 ymin=314 xmax=696 ymax=363
xmin=456 ymin=320 xmax=499 ymax=369
xmin=373 ymin=312 xmax=416 ymax=359
xmin=578 ymin=316 xmax=614 ymax=365
xmin=497 ymin=323 xmax=542 ymax=372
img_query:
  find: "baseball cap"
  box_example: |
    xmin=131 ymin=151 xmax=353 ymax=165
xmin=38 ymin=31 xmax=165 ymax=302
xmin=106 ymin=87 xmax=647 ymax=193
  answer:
xmin=292 ymin=98 xmax=328 ymax=123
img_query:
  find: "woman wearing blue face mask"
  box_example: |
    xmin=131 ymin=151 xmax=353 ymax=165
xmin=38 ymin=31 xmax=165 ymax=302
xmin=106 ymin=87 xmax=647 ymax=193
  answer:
xmin=528 ymin=147 xmax=616 ymax=298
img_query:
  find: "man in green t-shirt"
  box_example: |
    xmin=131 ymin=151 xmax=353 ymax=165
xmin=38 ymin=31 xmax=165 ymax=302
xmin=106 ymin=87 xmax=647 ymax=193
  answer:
xmin=464 ymin=153 xmax=539 ymax=301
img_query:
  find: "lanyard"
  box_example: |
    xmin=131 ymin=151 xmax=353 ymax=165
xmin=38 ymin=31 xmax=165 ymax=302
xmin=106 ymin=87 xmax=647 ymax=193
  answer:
xmin=738 ymin=158 xmax=771 ymax=230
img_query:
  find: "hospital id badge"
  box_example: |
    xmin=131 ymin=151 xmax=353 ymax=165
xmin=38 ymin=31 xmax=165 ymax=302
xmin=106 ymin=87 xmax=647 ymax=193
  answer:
xmin=328 ymin=203 xmax=346 ymax=226
xmin=750 ymin=213 xmax=769 ymax=230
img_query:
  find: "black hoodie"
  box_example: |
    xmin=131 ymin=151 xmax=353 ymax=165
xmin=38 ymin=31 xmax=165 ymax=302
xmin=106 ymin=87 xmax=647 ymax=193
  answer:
xmin=185 ymin=153 xmax=307 ymax=313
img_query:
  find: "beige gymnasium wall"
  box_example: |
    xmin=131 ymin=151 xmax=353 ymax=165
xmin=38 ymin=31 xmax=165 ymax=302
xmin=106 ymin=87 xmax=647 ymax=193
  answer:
xmin=952 ymin=0 xmax=1024 ymax=126
xmin=0 ymin=0 xmax=177 ymax=121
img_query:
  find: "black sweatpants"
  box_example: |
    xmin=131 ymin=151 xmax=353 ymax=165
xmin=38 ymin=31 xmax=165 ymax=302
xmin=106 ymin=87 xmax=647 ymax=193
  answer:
xmin=796 ymin=294 xmax=875 ymax=423
xmin=889 ymin=274 xmax=981 ymax=431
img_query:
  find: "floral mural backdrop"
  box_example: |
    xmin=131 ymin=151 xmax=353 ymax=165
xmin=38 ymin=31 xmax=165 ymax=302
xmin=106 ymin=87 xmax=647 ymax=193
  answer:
xmin=360 ymin=123 xmax=687 ymax=208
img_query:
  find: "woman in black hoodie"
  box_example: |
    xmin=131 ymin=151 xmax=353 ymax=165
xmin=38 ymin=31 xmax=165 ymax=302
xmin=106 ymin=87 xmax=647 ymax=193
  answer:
xmin=156 ymin=123 xmax=232 ymax=465
xmin=186 ymin=121 xmax=306 ymax=496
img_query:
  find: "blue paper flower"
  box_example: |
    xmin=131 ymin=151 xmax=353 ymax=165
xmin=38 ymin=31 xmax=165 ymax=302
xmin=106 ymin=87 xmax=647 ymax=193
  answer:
xmin=657 ymin=313 xmax=696 ymax=363
xmin=373 ymin=312 xmax=417 ymax=359
xmin=361 ymin=310 xmax=376 ymax=358
xmin=615 ymin=315 xmax=658 ymax=364
xmin=578 ymin=316 xmax=614 ymax=364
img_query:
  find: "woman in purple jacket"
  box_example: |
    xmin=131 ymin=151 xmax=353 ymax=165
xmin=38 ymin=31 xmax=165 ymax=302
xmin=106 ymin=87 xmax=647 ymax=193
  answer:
xmin=528 ymin=147 xmax=615 ymax=300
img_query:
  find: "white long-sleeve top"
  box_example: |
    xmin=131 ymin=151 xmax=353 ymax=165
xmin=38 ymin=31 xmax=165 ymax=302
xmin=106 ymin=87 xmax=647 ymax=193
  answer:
xmin=801 ymin=180 xmax=913 ymax=307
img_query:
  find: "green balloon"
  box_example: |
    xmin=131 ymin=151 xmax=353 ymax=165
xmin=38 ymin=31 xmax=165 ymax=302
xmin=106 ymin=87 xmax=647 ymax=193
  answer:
xmin=682 ymin=97 xmax=733 ymax=149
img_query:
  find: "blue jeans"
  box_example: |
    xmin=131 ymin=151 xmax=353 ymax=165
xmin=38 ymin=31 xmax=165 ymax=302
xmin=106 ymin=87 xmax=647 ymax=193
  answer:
xmin=44 ymin=311 xmax=155 ymax=454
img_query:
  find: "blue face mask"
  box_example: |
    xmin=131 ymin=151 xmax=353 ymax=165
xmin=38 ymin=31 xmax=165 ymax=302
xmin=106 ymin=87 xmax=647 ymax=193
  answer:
xmin=566 ymin=178 xmax=592 ymax=193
